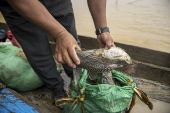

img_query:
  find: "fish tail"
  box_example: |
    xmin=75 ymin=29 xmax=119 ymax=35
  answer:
xmin=122 ymin=62 xmax=141 ymax=76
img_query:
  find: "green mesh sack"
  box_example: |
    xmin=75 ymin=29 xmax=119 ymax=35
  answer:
xmin=63 ymin=69 xmax=136 ymax=113
xmin=0 ymin=45 xmax=45 ymax=91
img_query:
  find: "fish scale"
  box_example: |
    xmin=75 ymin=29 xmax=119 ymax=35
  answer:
xmin=73 ymin=49 xmax=123 ymax=85
xmin=76 ymin=49 xmax=121 ymax=72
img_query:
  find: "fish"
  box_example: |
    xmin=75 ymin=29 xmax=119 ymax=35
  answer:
xmin=73 ymin=47 xmax=132 ymax=85
xmin=86 ymin=47 xmax=132 ymax=64
xmin=87 ymin=47 xmax=141 ymax=76
xmin=73 ymin=49 xmax=124 ymax=85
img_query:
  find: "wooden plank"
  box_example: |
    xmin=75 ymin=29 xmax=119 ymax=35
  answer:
xmin=0 ymin=105 xmax=10 ymax=113
xmin=132 ymin=77 xmax=170 ymax=103
xmin=19 ymin=87 xmax=62 ymax=113
xmin=0 ymin=88 xmax=45 ymax=113
xmin=134 ymin=63 xmax=170 ymax=86
xmin=78 ymin=35 xmax=170 ymax=68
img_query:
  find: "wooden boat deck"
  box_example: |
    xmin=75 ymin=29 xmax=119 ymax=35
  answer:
xmin=0 ymin=22 xmax=170 ymax=112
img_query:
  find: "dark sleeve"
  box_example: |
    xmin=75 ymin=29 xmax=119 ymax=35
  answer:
xmin=0 ymin=0 xmax=14 ymax=12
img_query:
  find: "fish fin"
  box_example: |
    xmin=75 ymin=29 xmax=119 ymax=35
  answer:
xmin=122 ymin=62 xmax=141 ymax=76
xmin=73 ymin=67 xmax=82 ymax=86
xmin=88 ymin=71 xmax=99 ymax=80
xmin=102 ymin=72 xmax=115 ymax=85
xmin=83 ymin=49 xmax=96 ymax=56
xmin=87 ymin=54 xmax=102 ymax=59
xmin=134 ymin=87 xmax=153 ymax=110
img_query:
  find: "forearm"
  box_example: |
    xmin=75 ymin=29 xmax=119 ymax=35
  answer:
xmin=87 ymin=0 xmax=107 ymax=30
xmin=7 ymin=0 xmax=65 ymax=38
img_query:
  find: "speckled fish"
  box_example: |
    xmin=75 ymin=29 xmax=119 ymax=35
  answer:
xmin=73 ymin=49 xmax=124 ymax=85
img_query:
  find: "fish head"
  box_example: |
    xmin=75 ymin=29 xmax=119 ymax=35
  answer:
xmin=102 ymin=47 xmax=132 ymax=64
xmin=124 ymin=55 xmax=132 ymax=64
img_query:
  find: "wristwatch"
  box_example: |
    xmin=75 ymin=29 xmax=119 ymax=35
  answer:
xmin=95 ymin=27 xmax=110 ymax=35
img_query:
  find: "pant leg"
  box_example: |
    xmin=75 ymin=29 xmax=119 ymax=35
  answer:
xmin=1 ymin=4 xmax=64 ymax=93
xmin=45 ymin=0 xmax=81 ymax=79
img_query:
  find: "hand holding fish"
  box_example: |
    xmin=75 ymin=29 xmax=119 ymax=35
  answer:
xmin=54 ymin=31 xmax=81 ymax=68
xmin=97 ymin=32 xmax=115 ymax=49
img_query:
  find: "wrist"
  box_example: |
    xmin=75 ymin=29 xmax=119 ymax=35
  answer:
xmin=54 ymin=30 xmax=67 ymax=41
xmin=95 ymin=27 xmax=110 ymax=35
xmin=97 ymin=31 xmax=109 ymax=38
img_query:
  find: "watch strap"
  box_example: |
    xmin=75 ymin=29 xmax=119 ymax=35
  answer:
xmin=95 ymin=27 xmax=110 ymax=35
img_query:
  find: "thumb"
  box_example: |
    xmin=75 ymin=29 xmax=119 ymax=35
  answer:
xmin=105 ymin=41 xmax=112 ymax=49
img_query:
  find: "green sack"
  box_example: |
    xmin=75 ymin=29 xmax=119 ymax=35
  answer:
xmin=63 ymin=69 xmax=136 ymax=113
xmin=0 ymin=45 xmax=44 ymax=91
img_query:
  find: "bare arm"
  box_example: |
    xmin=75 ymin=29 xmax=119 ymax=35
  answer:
xmin=7 ymin=0 xmax=65 ymax=38
xmin=87 ymin=0 xmax=115 ymax=49
xmin=7 ymin=0 xmax=80 ymax=68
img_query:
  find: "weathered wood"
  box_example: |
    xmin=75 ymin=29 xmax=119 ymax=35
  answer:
xmin=134 ymin=63 xmax=170 ymax=86
xmin=19 ymin=87 xmax=62 ymax=113
xmin=78 ymin=35 xmax=170 ymax=68
xmin=132 ymin=77 xmax=170 ymax=103
xmin=0 ymin=88 xmax=46 ymax=113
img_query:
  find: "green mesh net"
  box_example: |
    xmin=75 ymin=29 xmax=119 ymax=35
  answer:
xmin=63 ymin=69 xmax=136 ymax=113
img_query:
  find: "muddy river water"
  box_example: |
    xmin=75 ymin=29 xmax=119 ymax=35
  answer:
xmin=0 ymin=0 xmax=170 ymax=53
xmin=72 ymin=0 xmax=170 ymax=53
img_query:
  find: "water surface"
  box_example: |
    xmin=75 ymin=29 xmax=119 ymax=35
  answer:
xmin=72 ymin=0 xmax=170 ymax=53
xmin=0 ymin=0 xmax=170 ymax=53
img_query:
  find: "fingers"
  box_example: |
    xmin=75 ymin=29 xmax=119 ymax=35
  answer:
xmin=57 ymin=52 xmax=66 ymax=64
xmin=97 ymin=32 xmax=116 ymax=49
xmin=55 ymin=45 xmax=66 ymax=64
xmin=55 ymin=45 xmax=80 ymax=68
xmin=68 ymin=46 xmax=80 ymax=65
xmin=54 ymin=31 xmax=81 ymax=68
xmin=62 ymin=50 xmax=76 ymax=68
xmin=111 ymin=43 xmax=116 ymax=47
xmin=105 ymin=41 xmax=115 ymax=49
xmin=75 ymin=45 xmax=81 ymax=50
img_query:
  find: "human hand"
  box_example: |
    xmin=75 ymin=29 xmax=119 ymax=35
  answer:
xmin=54 ymin=31 xmax=81 ymax=68
xmin=97 ymin=32 xmax=115 ymax=49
